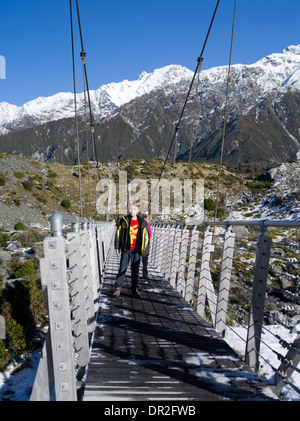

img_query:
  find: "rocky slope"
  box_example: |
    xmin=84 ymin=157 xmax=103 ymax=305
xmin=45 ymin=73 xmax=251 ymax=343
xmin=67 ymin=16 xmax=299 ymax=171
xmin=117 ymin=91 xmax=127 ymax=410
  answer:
xmin=0 ymin=155 xmax=299 ymax=338
xmin=1 ymin=154 xmax=300 ymax=229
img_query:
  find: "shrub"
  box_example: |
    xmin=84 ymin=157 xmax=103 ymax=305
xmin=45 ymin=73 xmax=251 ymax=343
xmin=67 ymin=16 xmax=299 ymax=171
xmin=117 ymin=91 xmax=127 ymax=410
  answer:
xmin=204 ymin=198 xmax=216 ymax=211
xmin=0 ymin=174 xmax=6 ymax=186
xmin=14 ymin=230 xmax=40 ymax=247
xmin=0 ymin=339 xmax=11 ymax=371
xmin=61 ymin=198 xmax=71 ymax=209
xmin=22 ymin=179 xmax=34 ymax=190
xmin=1 ymin=278 xmax=47 ymax=345
xmin=0 ymin=302 xmax=27 ymax=366
xmin=47 ymin=169 xmax=58 ymax=178
xmin=0 ymin=152 xmax=9 ymax=158
xmin=0 ymin=276 xmax=47 ymax=371
xmin=216 ymin=208 xmax=225 ymax=219
xmin=0 ymin=233 xmax=10 ymax=246
xmin=5 ymin=318 xmax=26 ymax=357
xmin=35 ymin=195 xmax=47 ymax=204
xmin=26 ymin=279 xmax=47 ymax=326
xmin=32 ymin=174 xmax=42 ymax=182
xmin=14 ymin=261 xmax=36 ymax=278
xmin=14 ymin=222 xmax=24 ymax=230
xmin=14 ymin=171 xmax=25 ymax=179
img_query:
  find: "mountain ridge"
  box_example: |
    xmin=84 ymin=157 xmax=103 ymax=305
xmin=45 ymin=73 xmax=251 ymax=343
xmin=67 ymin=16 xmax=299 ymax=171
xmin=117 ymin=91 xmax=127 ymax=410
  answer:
xmin=0 ymin=64 xmax=193 ymax=135
xmin=0 ymin=45 xmax=300 ymax=165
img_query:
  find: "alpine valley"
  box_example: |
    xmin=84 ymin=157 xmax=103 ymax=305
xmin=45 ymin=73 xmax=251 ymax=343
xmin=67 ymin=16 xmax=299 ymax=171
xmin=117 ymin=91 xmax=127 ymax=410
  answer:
xmin=0 ymin=44 xmax=300 ymax=165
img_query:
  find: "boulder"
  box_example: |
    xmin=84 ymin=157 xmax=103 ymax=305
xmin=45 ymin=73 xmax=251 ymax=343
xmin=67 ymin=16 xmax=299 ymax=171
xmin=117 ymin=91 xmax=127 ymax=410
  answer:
xmin=0 ymin=250 xmax=12 ymax=263
xmin=31 ymin=242 xmax=44 ymax=259
xmin=266 ymin=167 xmax=278 ymax=181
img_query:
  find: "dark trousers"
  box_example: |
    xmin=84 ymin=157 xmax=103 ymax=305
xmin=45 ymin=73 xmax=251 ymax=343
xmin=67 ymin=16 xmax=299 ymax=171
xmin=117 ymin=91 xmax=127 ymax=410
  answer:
xmin=142 ymin=255 xmax=149 ymax=277
xmin=115 ymin=250 xmax=140 ymax=290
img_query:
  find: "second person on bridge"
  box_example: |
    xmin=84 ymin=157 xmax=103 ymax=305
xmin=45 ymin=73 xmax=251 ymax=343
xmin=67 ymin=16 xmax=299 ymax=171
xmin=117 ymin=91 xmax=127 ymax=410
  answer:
xmin=113 ymin=200 xmax=150 ymax=298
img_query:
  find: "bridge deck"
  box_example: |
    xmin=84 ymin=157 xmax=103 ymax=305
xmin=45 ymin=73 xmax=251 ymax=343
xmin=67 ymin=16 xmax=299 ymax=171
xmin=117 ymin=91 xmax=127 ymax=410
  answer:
xmin=82 ymin=247 xmax=276 ymax=401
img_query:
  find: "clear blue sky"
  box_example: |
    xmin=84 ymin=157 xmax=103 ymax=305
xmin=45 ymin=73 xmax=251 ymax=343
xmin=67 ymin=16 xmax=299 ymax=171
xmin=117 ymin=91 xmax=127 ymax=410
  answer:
xmin=1 ymin=0 xmax=299 ymax=106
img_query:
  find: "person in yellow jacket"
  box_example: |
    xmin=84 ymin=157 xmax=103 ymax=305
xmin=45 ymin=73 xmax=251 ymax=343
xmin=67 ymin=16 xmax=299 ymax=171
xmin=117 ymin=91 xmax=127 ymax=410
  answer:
xmin=114 ymin=200 xmax=150 ymax=298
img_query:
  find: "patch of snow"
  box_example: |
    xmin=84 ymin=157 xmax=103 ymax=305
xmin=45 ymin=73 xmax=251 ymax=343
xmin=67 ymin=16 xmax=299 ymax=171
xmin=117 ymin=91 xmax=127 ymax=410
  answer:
xmin=225 ymin=324 xmax=300 ymax=401
xmin=0 ymin=346 xmax=42 ymax=401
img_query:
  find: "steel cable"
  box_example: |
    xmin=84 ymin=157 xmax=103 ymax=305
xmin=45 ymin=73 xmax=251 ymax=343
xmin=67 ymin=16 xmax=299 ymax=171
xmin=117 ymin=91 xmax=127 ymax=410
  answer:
xmin=69 ymin=0 xmax=83 ymax=217
xmin=149 ymin=0 xmax=221 ymax=212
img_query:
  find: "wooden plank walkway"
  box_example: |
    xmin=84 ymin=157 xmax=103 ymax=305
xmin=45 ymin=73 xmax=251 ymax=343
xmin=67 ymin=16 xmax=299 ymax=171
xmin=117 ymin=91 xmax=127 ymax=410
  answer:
xmin=82 ymin=246 xmax=277 ymax=401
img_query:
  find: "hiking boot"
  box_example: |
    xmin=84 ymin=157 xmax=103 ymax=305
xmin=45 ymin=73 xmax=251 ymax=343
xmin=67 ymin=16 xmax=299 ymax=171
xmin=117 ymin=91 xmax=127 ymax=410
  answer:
xmin=132 ymin=288 xmax=141 ymax=299
xmin=113 ymin=288 xmax=121 ymax=297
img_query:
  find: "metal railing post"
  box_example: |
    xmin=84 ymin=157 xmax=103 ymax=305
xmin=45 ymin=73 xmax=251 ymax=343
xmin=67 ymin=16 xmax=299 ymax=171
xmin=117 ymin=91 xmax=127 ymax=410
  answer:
xmin=67 ymin=230 xmax=90 ymax=368
xmin=185 ymin=226 xmax=199 ymax=304
xmin=31 ymin=213 xmax=115 ymax=401
xmin=170 ymin=225 xmax=182 ymax=288
xmin=272 ymin=334 xmax=300 ymax=395
xmin=160 ymin=224 xmax=170 ymax=277
xmin=154 ymin=224 xmax=162 ymax=268
xmin=215 ymin=226 xmax=235 ymax=335
xmin=165 ymin=224 xmax=175 ymax=281
xmin=196 ymin=225 xmax=217 ymax=324
xmin=96 ymin=225 xmax=104 ymax=282
xmin=176 ymin=226 xmax=189 ymax=297
xmin=245 ymin=226 xmax=272 ymax=372
xmin=40 ymin=236 xmax=77 ymax=400
xmin=50 ymin=212 xmax=63 ymax=237
xmin=80 ymin=230 xmax=96 ymax=333
xmin=156 ymin=224 xmax=165 ymax=273
xmin=88 ymin=227 xmax=101 ymax=312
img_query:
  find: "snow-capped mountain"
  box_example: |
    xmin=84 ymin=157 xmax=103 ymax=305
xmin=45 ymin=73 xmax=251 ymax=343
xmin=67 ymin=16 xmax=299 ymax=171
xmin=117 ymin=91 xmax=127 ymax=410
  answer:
xmin=0 ymin=65 xmax=193 ymax=135
xmin=0 ymin=45 xmax=300 ymax=164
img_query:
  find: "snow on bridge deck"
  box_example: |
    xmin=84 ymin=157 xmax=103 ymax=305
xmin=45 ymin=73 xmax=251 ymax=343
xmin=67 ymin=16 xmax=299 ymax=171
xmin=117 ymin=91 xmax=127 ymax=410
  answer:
xmin=82 ymin=247 xmax=277 ymax=401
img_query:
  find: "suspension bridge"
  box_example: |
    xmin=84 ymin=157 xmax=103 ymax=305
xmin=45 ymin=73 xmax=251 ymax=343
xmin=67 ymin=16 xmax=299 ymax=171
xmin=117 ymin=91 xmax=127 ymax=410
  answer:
xmin=27 ymin=212 xmax=299 ymax=401
xmin=13 ymin=0 xmax=300 ymax=402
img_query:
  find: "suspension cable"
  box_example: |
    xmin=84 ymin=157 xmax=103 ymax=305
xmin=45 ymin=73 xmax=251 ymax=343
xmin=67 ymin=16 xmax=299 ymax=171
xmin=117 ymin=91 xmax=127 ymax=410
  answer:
xmin=149 ymin=0 xmax=221 ymax=213
xmin=188 ymin=59 xmax=202 ymax=178
xmin=69 ymin=0 xmax=83 ymax=217
xmin=214 ymin=0 xmax=237 ymax=221
xmin=82 ymin=60 xmax=92 ymax=218
xmin=75 ymin=0 xmax=101 ymax=209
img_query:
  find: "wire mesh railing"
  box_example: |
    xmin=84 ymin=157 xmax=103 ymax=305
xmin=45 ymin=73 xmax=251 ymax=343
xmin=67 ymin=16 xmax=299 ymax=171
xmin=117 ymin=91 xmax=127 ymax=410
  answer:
xmin=30 ymin=212 xmax=115 ymax=401
xmin=149 ymin=219 xmax=300 ymax=398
